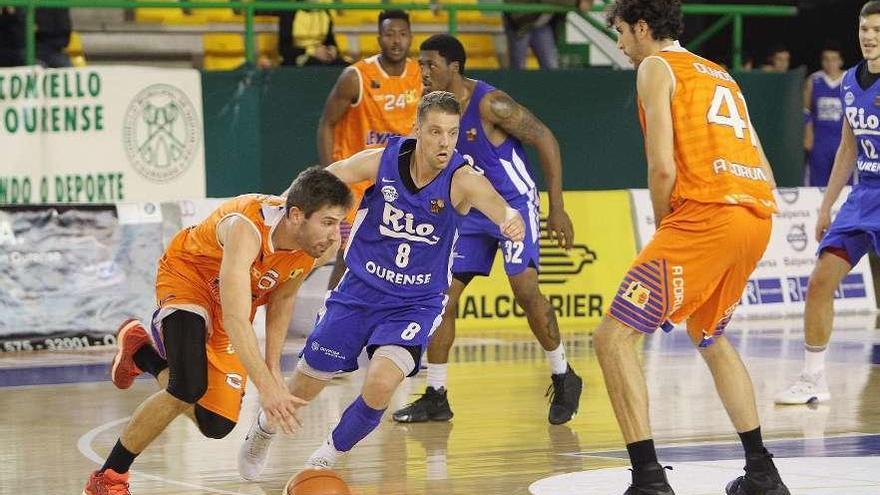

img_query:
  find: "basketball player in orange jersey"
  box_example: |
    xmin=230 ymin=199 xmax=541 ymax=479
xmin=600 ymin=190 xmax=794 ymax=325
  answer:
xmin=82 ymin=168 xmax=353 ymax=495
xmin=593 ymin=1 xmax=789 ymax=494
xmin=317 ymin=9 xmax=422 ymax=289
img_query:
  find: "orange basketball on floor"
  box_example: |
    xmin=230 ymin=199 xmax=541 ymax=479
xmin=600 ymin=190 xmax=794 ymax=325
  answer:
xmin=285 ymin=468 xmax=352 ymax=495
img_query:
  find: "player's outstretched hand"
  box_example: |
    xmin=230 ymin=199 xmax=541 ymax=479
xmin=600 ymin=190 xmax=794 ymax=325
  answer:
xmin=501 ymin=208 xmax=525 ymax=242
xmin=260 ymin=383 xmax=307 ymax=435
xmin=546 ymin=208 xmax=574 ymax=250
xmin=815 ymin=209 xmax=831 ymax=242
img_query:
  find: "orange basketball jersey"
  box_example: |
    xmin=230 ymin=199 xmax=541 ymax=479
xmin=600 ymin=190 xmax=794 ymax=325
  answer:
xmin=158 ymin=194 xmax=316 ymax=314
xmin=331 ymin=56 xmax=422 ymax=161
xmin=638 ymin=43 xmax=777 ymax=217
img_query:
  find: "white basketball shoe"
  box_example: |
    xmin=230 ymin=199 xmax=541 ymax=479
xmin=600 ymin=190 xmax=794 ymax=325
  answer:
xmin=774 ymin=371 xmax=831 ymax=405
xmin=237 ymin=413 xmax=276 ymax=481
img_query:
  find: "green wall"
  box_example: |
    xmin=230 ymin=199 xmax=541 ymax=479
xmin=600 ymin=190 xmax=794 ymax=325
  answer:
xmin=203 ymin=66 xmax=804 ymax=196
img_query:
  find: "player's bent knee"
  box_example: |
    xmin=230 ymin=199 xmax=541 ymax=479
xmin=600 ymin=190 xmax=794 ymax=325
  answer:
xmin=592 ymin=321 xmax=617 ymax=352
xmin=296 ymin=358 xmax=336 ymax=381
xmin=161 ymin=310 xmax=209 ymax=404
xmin=194 ymin=405 xmax=236 ymax=439
xmin=371 ymin=345 xmax=417 ymax=378
xmin=165 ymin=363 xmax=208 ymax=404
xmin=593 ymin=316 xmax=637 ymax=353
xmin=513 ymin=289 xmax=543 ymax=310
xmin=807 ymin=269 xmax=838 ymax=297
xmin=510 ymin=276 xmax=542 ymax=303
xmin=166 ymin=377 xmax=207 ymax=404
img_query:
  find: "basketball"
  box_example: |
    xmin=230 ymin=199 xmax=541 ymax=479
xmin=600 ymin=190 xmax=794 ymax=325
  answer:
xmin=285 ymin=469 xmax=352 ymax=495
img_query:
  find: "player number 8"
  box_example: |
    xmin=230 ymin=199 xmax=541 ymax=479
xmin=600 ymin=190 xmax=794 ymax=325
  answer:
xmin=401 ymin=322 xmax=421 ymax=340
xmin=395 ymin=242 xmax=411 ymax=268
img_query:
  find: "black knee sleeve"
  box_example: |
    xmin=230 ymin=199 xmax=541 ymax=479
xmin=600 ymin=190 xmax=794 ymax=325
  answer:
xmin=162 ymin=311 xmax=208 ymax=404
xmin=194 ymin=404 xmax=236 ymax=439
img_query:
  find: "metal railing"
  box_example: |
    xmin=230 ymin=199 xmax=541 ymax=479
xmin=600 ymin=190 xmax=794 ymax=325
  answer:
xmin=3 ymin=0 xmax=796 ymax=69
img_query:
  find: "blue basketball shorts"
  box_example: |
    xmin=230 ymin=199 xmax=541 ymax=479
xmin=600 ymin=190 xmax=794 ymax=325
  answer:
xmin=300 ymin=273 xmax=447 ymax=377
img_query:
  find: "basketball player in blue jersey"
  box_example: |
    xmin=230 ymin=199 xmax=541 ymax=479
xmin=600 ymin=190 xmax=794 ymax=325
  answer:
xmin=777 ymin=0 xmax=880 ymax=405
xmin=392 ymin=34 xmax=581 ymax=426
xmin=804 ymin=42 xmax=847 ymax=186
xmin=237 ymin=91 xmax=525 ymax=479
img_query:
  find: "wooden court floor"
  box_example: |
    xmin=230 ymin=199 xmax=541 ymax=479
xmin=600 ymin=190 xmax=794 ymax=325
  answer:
xmin=1 ymin=315 xmax=879 ymax=495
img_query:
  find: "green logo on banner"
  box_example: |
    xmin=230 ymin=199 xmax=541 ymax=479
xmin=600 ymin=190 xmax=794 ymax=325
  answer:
xmin=123 ymin=84 xmax=199 ymax=183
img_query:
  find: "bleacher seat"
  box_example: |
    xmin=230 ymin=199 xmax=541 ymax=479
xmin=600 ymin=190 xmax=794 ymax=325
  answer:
xmin=330 ymin=0 xmax=382 ymax=26
xmin=388 ymin=0 xmax=501 ymax=25
xmin=135 ymin=0 xmax=275 ymax=25
xmin=202 ymin=32 xmax=279 ymax=70
xmin=132 ymin=0 xmax=512 ymax=70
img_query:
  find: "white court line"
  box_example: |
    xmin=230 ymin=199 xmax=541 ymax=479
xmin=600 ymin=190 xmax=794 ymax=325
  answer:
xmin=76 ymin=416 xmax=245 ymax=495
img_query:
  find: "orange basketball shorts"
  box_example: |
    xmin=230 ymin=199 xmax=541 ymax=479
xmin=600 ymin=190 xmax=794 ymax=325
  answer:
xmin=608 ymin=200 xmax=772 ymax=346
xmin=153 ymin=263 xmax=249 ymax=422
xmin=342 ymin=179 xmax=373 ymax=244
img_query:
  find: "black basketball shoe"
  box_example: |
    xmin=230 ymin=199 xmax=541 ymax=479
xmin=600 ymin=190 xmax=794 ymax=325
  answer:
xmin=624 ymin=462 xmax=675 ymax=495
xmin=547 ymin=364 xmax=583 ymax=425
xmin=726 ymin=452 xmax=790 ymax=495
xmin=392 ymin=386 xmax=454 ymax=423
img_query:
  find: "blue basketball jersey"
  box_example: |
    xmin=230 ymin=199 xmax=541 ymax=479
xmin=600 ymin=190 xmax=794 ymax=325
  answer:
xmin=843 ymin=62 xmax=880 ymax=186
xmin=810 ymin=71 xmax=844 ymax=145
xmin=344 ymin=136 xmax=463 ymax=297
xmin=456 ymin=80 xmax=537 ymax=206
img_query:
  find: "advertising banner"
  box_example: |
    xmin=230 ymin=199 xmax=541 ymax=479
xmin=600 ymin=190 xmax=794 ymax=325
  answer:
xmin=456 ymin=191 xmax=638 ymax=330
xmin=629 ymin=188 xmax=876 ymax=317
xmin=0 ymin=203 xmax=162 ymax=351
xmin=0 ymin=66 xmax=205 ymax=205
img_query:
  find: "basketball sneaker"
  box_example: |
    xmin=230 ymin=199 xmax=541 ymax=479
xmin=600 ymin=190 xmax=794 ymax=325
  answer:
xmin=623 ymin=463 xmax=675 ymax=495
xmin=392 ymin=386 xmax=453 ymax=423
xmin=774 ymin=371 xmax=830 ymax=405
xmin=82 ymin=468 xmax=131 ymax=495
xmin=237 ymin=413 xmax=276 ymax=481
xmin=305 ymin=434 xmax=342 ymax=469
xmin=547 ymin=365 xmax=583 ymax=425
xmin=725 ymin=452 xmax=790 ymax=495
xmin=110 ymin=319 xmax=150 ymax=390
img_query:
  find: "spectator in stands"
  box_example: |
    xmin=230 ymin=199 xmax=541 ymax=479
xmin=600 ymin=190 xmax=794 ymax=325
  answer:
xmin=278 ymin=2 xmax=348 ymax=67
xmin=761 ymin=44 xmax=791 ymax=72
xmin=502 ymin=0 xmax=593 ymax=69
xmin=0 ymin=7 xmax=25 ymax=67
xmin=35 ymin=8 xmax=72 ymax=67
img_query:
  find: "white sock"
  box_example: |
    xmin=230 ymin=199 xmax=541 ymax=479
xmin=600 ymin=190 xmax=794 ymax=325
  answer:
xmin=545 ymin=343 xmax=568 ymax=375
xmin=426 ymin=363 xmax=448 ymax=390
xmin=804 ymin=345 xmax=827 ymax=376
xmin=257 ymin=409 xmax=276 ymax=435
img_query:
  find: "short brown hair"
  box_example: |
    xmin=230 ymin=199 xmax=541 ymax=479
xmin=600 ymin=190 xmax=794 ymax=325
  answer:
xmin=417 ymin=91 xmax=461 ymax=124
xmin=863 ymin=1 xmax=880 ymax=17
xmin=285 ymin=166 xmax=352 ymax=218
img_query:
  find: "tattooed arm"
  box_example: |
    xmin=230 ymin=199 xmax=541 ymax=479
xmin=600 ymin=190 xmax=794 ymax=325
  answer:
xmin=480 ymin=90 xmax=574 ymax=249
